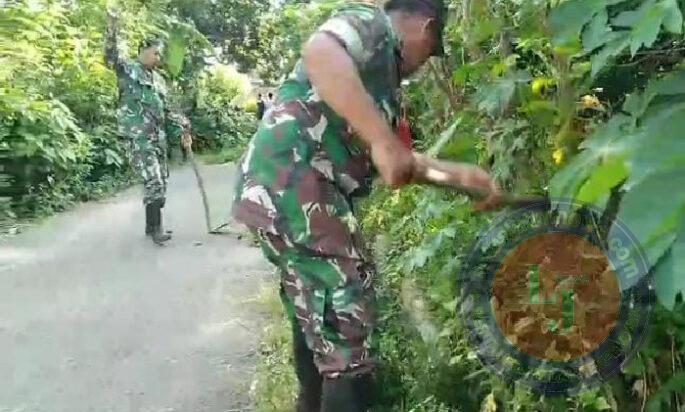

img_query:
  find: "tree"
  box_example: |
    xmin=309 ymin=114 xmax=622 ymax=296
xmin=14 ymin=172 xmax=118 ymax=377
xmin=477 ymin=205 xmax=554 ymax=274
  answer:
xmin=168 ymin=0 xmax=270 ymax=72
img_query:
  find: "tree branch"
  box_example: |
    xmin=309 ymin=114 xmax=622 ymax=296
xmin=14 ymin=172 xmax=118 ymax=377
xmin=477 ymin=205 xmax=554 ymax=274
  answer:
xmin=428 ymin=59 xmax=459 ymax=113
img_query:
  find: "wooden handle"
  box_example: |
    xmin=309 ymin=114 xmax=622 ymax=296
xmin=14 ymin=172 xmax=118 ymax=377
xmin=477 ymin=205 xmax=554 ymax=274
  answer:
xmin=413 ymin=154 xmax=490 ymax=200
xmin=413 ymin=154 xmax=550 ymax=210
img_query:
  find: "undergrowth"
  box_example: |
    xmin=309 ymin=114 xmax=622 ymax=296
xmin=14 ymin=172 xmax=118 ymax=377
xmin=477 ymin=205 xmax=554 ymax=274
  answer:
xmin=250 ymin=282 xmax=297 ymax=412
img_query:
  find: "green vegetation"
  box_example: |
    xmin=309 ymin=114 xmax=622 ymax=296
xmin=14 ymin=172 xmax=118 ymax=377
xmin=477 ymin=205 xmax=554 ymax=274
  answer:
xmin=191 ymin=65 xmax=258 ymax=159
xmin=250 ymin=283 xmax=298 ymax=412
xmin=0 ymin=0 xmax=259 ymax=231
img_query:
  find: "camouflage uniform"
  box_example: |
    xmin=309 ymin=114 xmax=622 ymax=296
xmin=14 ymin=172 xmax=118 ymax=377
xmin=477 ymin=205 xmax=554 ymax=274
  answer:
xmin=105 ymin=31 xmax=184 ymax=206
xmin=232 ymin=3 xmax=401 ymax=378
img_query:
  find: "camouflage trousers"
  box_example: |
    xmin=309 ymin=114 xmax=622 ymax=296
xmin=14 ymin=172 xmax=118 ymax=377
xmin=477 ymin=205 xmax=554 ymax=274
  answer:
xmin=254 ymin=229 xmax=377 ymax=378
xmin=128 ymin=136 xmax=168 ymax=206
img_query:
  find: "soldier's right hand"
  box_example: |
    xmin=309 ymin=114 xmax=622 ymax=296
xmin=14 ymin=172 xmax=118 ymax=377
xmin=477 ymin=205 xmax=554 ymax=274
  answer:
xmin=106 ymin=9 xmax=119 ymax=25
xmin=371 ymin=137 xmax=415 ymax=188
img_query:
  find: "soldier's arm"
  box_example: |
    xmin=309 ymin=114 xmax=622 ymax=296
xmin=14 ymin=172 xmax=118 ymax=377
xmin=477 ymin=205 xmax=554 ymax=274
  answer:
xmin=302 ymin=33 xmax=414 ymax=187
xmin=164 ymin=110 xmax=186 ymax=147
xmin=104 ymin=11 xmax=125 ymax=72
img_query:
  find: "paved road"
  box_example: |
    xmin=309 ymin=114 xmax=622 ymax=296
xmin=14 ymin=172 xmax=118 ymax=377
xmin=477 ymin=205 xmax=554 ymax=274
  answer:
xmin=0 ymin=164 xmax=272 ymax=412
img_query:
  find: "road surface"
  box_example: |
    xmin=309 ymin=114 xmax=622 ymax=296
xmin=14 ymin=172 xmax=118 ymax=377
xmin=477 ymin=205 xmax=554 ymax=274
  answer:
xmin=0 ymin=164 xmax=273 ymax=412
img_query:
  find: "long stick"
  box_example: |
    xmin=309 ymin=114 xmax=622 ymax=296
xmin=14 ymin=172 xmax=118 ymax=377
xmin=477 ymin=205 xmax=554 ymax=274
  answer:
xmin=188 ymin=148 xmax=212 ymax=233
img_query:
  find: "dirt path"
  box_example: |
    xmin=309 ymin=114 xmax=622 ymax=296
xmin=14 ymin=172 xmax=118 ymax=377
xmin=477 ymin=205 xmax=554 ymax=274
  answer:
xmin=0 ymin=164 xmax=272 ymax=412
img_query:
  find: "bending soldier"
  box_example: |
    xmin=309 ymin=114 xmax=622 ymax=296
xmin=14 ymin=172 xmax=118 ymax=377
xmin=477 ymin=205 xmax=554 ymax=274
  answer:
xmin=232 ymin=0 xmax=499 ymax=410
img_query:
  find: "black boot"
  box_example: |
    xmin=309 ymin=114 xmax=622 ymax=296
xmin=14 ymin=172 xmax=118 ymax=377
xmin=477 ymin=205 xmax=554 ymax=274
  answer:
xmin=145 ymin=203 xmax=155 ymax=236
xmin=292 ymin=323 xmax=322 ymax=412
xmin=148 ymin=200 xmax=171 ymax=245
xmin=158 ymin=198 xmax=172 ymax=234
xmin=158 ymin=203 xmax=173 ymax=237
xmin=321 ymin=374 xmax=373 ymax=412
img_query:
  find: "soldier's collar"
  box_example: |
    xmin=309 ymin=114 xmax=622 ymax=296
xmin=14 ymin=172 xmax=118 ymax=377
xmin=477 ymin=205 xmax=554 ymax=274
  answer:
xmin=385 ymin=12 xmax=404 ymax=83
xmin=394 ymin=42 xmax=403 ymax=83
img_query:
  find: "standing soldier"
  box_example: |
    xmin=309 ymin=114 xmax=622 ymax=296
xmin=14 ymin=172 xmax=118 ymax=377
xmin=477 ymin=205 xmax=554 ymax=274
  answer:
xmin=256 ymin=93 xmax=266 ymax=120
xmin=232 ymin=0 xmax=499 ymax=410
xmin=105 ymin=12 xmax=186 ymax=245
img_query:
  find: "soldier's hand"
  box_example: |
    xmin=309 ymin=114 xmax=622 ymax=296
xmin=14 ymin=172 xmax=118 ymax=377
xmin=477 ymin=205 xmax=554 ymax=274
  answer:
xmin=182 ymin=134 xmax=193 ymax=149
xmin=371 ymin=137 xmax=415 ymax=188
xmin=106 ymin=9 xmax=119 ymax=26
xmin=462 ymin=166 xmax=501 ymax=211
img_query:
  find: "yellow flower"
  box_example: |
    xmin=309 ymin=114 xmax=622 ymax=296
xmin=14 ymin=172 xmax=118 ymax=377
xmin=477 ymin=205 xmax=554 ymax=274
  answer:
xmin=531 ymin=77 xmax=556 ymax=95
xmin=531 ymin=78 xmax=547 ymax=95
xmin=482 ymin=393 xmax=498 ymax=412
xmin=553 ymin=148 xmax=564 ymax=165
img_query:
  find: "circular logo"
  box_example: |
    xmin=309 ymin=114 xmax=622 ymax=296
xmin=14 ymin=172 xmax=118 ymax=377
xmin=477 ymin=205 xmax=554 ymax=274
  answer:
xmin=458 ymin=199 xmax=654 ymax=395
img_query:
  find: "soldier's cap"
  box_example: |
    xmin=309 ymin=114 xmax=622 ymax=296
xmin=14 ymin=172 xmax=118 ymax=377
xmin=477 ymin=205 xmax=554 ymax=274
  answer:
xmin=384 ymin=0 xmax=447 ymax=57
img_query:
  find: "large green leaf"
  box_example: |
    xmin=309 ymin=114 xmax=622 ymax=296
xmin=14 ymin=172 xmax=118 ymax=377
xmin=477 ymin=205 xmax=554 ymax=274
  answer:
xmin=165 ymin=27 xmax=187 ymax=79
xmin=582 ymin=9 xmax=615 ymax=52
xmin=624 ymin=102 xmax=685 ymax=190
xmin=427 ymin=117 xmax=461 ymax=157
xmin=548 ymin=0 xmax=605 ymax=46
xmin=590 ymin=34 xmax=630 ymax=76
xmin=623 ymin=69 xmax=685 ymax=117
xmin=438 ymin=133 xmax=479 ymax=163
xmin=661 ymin=0 xmax=684 ymax=33
xmin=550 ymin=114 xmax=635 ymax=202
xmin=575 ymin=156 xmax=628 ymax=207
xmin=476 ymin=71 xmax=530 ymax=117
xmin=612 ymin=0 xmax=684 ymax=56
xmin=610 ymin=168 xmax=685 ymax=270
xmin=586 ymin=0 xmax=684 ymax=74
xmin=550 ymin=149 xmax=597 ymax=202
xmin=628 ymin=7 xmax=663 ymax=56
xmin=653 ymin=216 xmax=685 ymax=309
xmin=612 ymin=0 xmax=656 ymax=27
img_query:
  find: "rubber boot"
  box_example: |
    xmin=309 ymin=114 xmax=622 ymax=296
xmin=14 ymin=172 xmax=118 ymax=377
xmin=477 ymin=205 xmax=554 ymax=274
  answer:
xmin=292 ymin=323 xmax=322 ymax=412
xmin=159 ymin=198 xmax=172 ymax=234
xmin=149 ymin=200 xmax=171 ymax=245
xmin=158 ymin=204 xmax=173 ymax=238
xmin=321 ymin=374 xmax=373 ymax=412
xmin=145 ymin=203 xmax=155 ymax=236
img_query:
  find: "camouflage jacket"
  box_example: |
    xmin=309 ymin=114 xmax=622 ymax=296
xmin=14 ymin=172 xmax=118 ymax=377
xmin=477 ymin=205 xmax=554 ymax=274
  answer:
xmin=104 ymin=28 xmax=184 ymax=145
xmin=232 ymin=2 xmax=402 ymax=260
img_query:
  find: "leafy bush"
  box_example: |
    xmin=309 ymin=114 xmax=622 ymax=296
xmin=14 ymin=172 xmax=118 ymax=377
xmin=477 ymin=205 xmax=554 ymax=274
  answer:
xmin=254 ymin=0 xmax=342 ymax=83
xmin=0 ymin=2 xmax=125 ymax=218
xmin=190 ymin=64 xmax=257 ymax=157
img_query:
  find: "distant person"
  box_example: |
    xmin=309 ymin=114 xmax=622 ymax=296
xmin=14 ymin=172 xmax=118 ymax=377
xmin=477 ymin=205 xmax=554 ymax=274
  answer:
xmin=104 ymin=11 xmax=188 ymax=245
xmin=179 ymin=116 xmax=193 ymax=163
xmin=256 ymin=93 xmax=266 ymax=120
xmin=264 ymin=92 xmax=275 ymax=112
